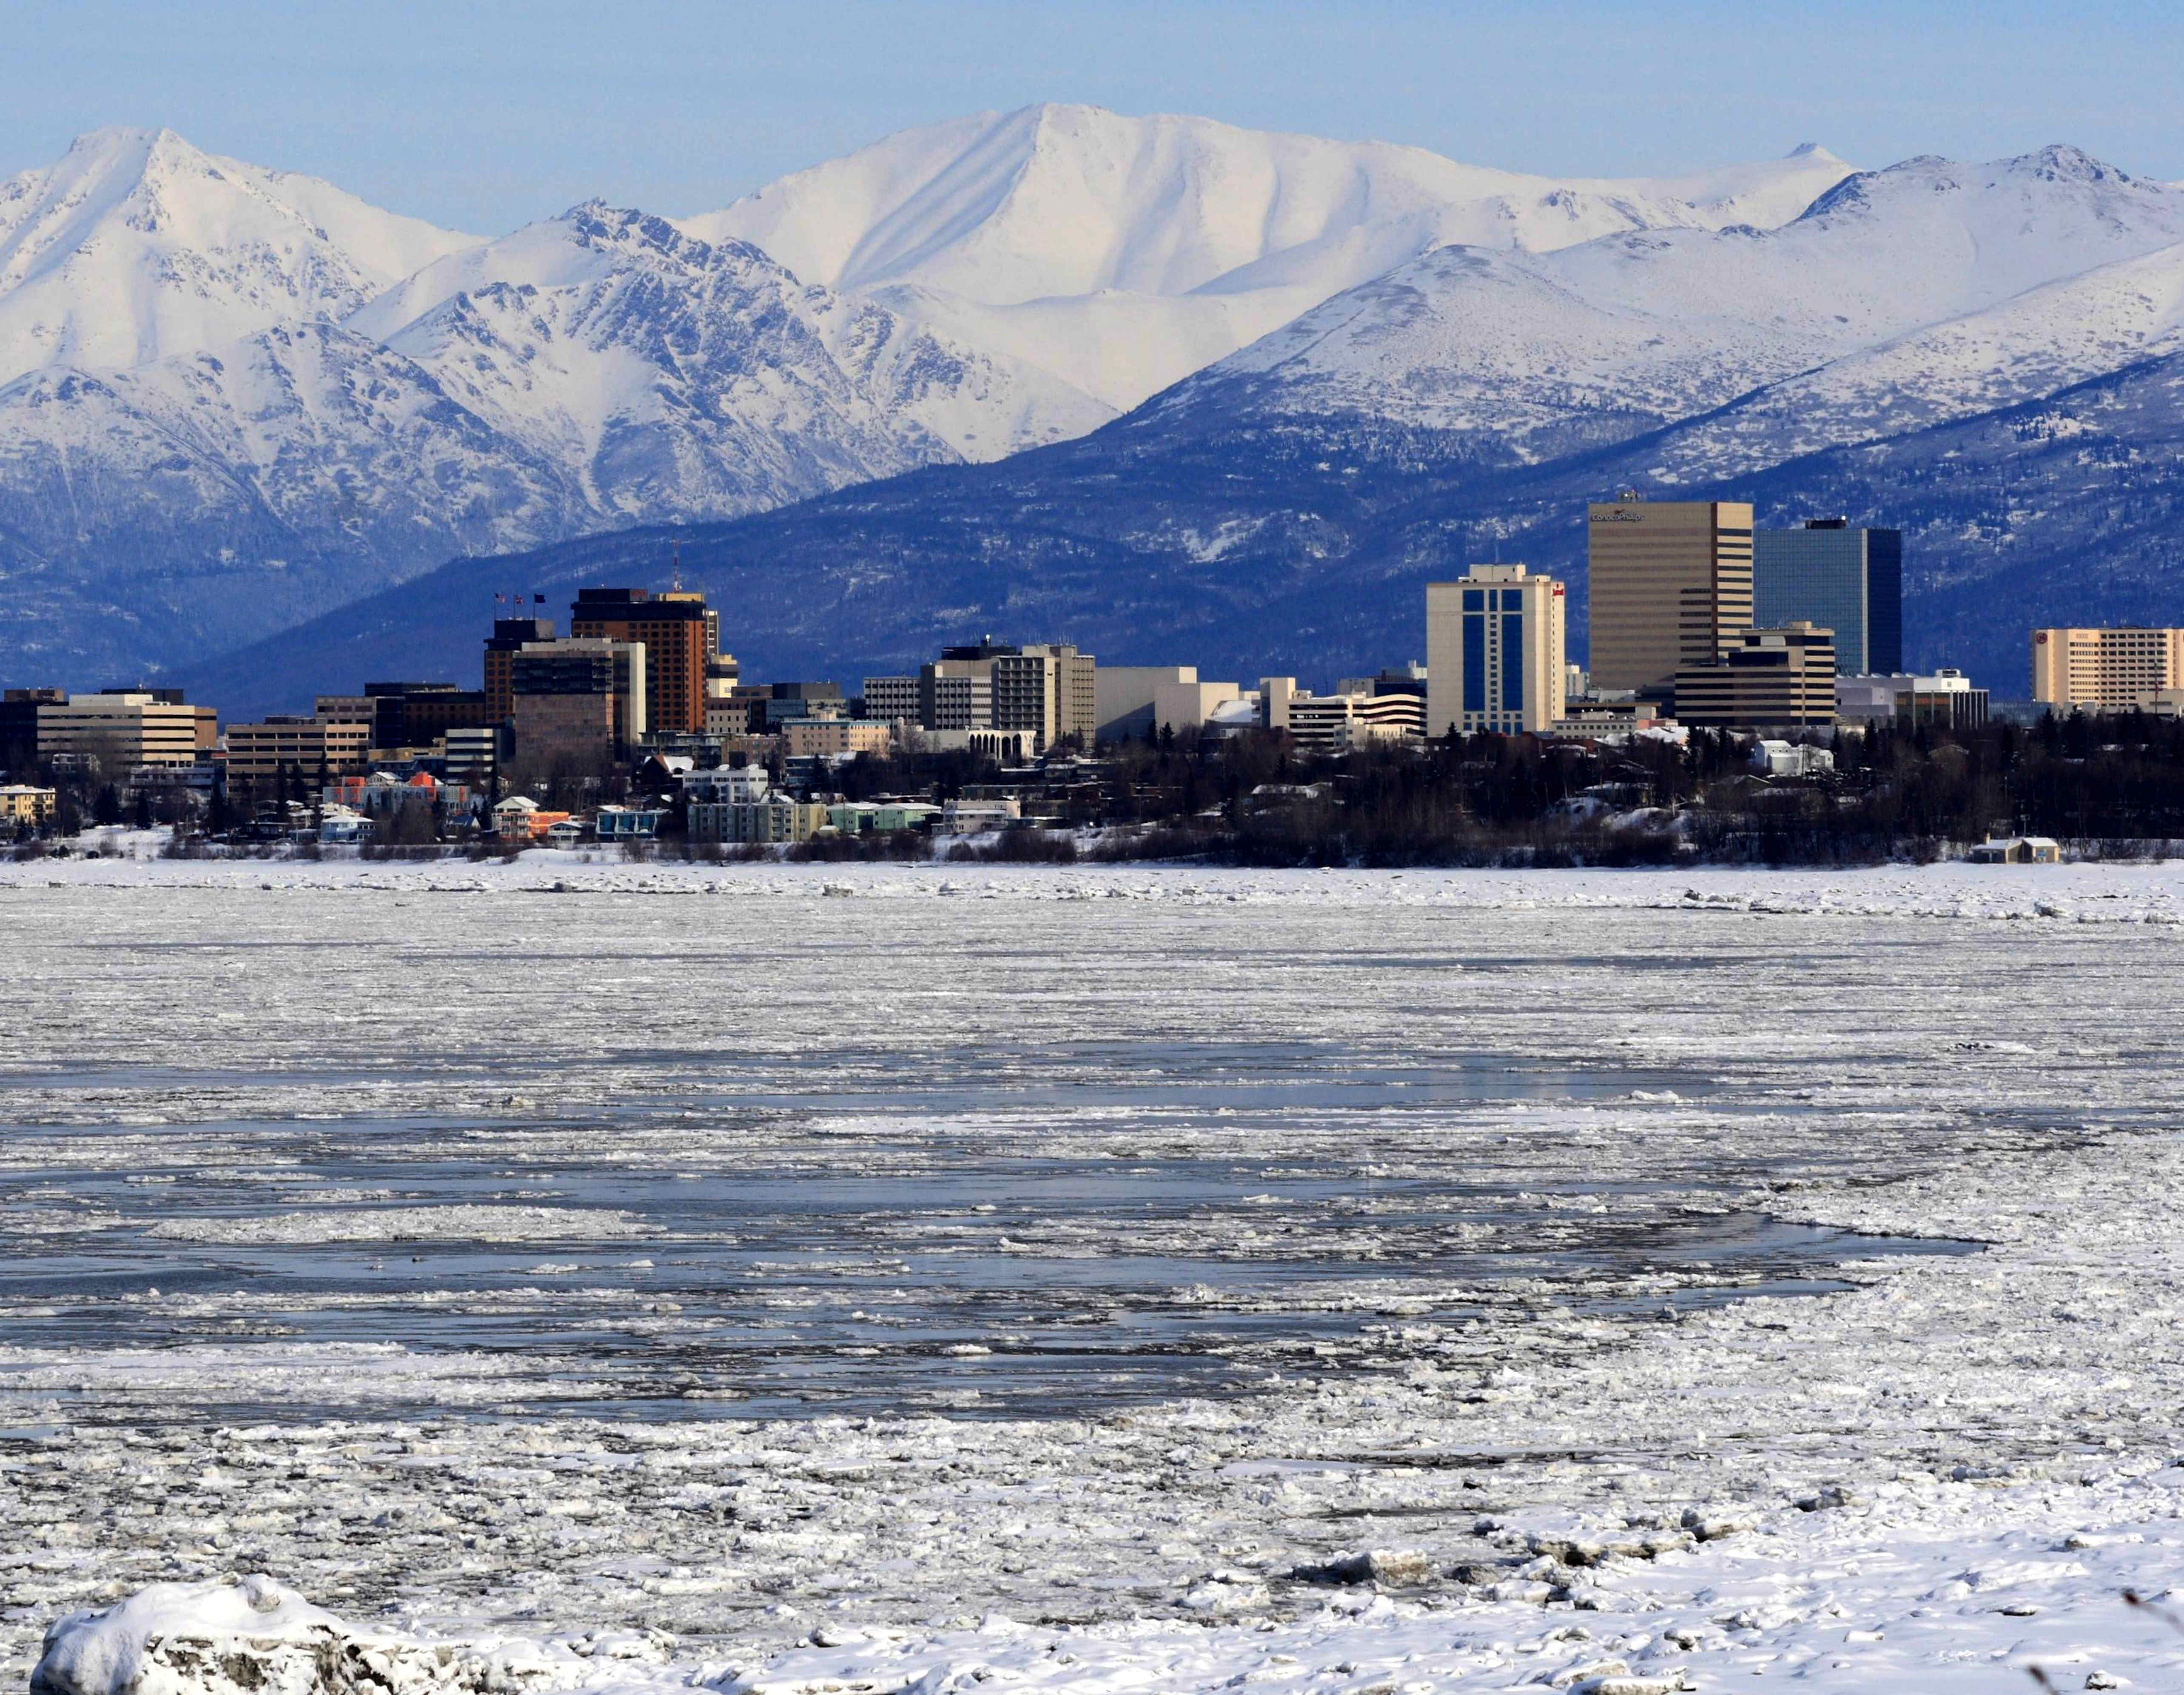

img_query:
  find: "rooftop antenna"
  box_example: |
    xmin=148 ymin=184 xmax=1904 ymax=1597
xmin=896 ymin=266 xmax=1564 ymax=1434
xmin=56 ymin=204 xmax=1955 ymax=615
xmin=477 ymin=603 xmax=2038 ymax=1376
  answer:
xmin=671 ymin=538 xmax=683 ymax=592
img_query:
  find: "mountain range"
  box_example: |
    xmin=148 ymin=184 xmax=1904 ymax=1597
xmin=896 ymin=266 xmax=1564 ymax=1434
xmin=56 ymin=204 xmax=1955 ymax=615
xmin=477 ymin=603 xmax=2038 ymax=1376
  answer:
xmin=3 ymin=108 xmax=2182 ymax=712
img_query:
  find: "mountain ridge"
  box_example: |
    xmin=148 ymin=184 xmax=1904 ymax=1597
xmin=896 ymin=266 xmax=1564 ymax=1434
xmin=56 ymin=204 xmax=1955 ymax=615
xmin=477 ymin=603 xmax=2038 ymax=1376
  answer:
xmin=6 ymin=115 xmax=2184 ymax=708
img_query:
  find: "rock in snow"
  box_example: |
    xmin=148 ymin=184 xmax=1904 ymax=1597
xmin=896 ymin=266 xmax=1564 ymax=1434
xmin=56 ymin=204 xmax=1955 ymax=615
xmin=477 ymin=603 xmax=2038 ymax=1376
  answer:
xmin=34 ymin=1577 xmax=351 ymax=1695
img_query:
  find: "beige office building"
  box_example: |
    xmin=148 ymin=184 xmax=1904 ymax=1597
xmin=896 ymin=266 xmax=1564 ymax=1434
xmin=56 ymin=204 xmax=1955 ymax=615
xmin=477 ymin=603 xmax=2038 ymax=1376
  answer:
xmin=225 ymin=717 xmax=374 ymax=782
xmin=908 ymin=641 xmax=1096 ymax=751
xmin=1587 ymin=499 xmax=1754 ymax=698
xmin=2031 ymin=627 xmax=2184 ymax=710
xmin=1426 ymin=565 xmax=1569 ymax=735
xmin=37 ymin=692 xmax=215 ymax=769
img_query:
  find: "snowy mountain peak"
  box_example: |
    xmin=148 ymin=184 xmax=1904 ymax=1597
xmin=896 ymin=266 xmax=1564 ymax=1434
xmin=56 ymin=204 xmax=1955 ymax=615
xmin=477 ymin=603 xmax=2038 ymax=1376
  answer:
xmin=2010 ymin=142 xmax=2131 ymax=183
xmin=0 ymin=125 xmax=478 ymax=383
xmin=684 ymin=103 xmax=1860 ymax=411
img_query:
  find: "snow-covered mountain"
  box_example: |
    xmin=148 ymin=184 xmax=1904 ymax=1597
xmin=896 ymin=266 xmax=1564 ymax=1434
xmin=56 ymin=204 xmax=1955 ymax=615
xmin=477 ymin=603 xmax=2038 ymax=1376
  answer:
xmin=0 ymin=201 xmax=1110 ymax=677
xmin=686 ymin=104 xmax=1858 ymax=411
xmin=1150 ymin=145 xmax=2184 ymax=464
xmin=13 ymin=112 xmax=2184 ymax=700
xmin=0 ymin=126 xmax=478 ymax=384
xmin=207 ymin=139 xmax=2184 ymax=720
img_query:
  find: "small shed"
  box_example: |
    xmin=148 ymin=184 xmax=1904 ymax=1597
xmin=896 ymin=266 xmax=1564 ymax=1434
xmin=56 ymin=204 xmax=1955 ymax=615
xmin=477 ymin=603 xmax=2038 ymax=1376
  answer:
xmin=1968 ymin=836 xmax=2061 ymax=864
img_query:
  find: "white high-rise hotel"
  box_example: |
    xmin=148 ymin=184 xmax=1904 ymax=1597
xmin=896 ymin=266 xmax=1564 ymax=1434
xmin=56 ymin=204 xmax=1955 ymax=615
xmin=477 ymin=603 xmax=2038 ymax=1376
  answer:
xmin=1425 ymin=566 xmax=1569 ymax=736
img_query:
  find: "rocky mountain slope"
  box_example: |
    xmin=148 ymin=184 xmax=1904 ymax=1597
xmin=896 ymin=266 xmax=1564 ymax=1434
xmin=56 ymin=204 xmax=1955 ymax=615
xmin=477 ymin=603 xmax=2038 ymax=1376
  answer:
xmin=0 ymin=181 xmax=1104 ymax=680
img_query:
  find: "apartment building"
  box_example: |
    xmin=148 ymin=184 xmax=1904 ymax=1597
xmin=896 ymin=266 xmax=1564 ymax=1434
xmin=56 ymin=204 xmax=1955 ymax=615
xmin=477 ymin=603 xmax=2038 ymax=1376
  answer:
xmin=2031 ymin=627 xmax=2184 ymax=710
xmin=1588 ymin=498 xmax=1755 ymax=700
xmin=0 ymin=786 xmax=56 ymax=826
xmin=1425 ymin=565 xmax=1569 ymax=736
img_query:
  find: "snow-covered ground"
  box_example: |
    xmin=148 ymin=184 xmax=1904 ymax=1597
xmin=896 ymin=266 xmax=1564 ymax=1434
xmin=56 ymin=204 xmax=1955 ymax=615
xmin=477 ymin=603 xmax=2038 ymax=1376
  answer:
xmin=5 ymin=860 xmax=2184 ymax=1692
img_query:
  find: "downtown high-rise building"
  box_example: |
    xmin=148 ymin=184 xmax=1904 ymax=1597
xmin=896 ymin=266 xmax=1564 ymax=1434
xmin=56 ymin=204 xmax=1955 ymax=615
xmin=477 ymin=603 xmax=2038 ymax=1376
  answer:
xmin=1752 ymin=518 xmax=1902 ymax=677
xmin=1424 ymin=565 xmax=1568 ymax=736
xmin=568 ymin=587 xmax=718 ymax=736
xmin=1586 ymin=499 xmax=1754 ymax=701
xmin=2032 ymin=627 xmax=2184 ymax=710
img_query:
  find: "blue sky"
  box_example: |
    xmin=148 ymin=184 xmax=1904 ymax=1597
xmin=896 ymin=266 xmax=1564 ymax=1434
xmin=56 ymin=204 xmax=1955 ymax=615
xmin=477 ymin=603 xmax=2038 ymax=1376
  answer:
xmin=10 ymin=0 xmax=2184 ymax=233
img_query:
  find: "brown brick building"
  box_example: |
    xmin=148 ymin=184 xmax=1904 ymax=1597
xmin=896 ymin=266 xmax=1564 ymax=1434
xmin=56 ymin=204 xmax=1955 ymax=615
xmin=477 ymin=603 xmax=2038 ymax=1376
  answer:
xmin=568 ymin=589 xmax=717 ymax=737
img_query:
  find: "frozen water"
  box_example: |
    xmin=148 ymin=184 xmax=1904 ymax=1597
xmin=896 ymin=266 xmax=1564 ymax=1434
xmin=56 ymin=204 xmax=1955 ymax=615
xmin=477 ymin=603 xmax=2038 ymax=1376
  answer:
xmin=3 ymin=859 xmax=2183 ymax=1692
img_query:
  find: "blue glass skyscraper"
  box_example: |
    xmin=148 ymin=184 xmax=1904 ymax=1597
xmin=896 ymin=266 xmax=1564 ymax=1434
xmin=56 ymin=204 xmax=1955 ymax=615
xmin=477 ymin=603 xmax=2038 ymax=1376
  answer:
xmin=1752 ymin=519 xmax=1902 ymax=676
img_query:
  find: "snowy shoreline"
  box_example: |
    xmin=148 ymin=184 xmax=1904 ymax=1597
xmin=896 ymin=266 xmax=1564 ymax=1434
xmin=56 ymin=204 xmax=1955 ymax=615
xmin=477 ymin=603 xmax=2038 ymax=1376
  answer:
xmin=6 ymin=864 xmax=2184 ymax=1691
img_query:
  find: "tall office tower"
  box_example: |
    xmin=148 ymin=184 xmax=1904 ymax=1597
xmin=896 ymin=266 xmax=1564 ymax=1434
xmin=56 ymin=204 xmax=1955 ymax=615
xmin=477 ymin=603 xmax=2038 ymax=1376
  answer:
xmin=1586 ymin=498 xmax=1754 ymax=700
xmin=485 ymin=617 xmax=556 ymax=723
xmin=1425 ymin=565 xmax=1569 ymax=736
xmin=510 ymin=638 xmax=647 ymax=764
xmin=568 ymin=587 xmax=715 ymax=736
xmin=1753 ymin=518 xmax=1903 ymax=677
xmin=2032 ymin=627 xmax=2184 ymax=709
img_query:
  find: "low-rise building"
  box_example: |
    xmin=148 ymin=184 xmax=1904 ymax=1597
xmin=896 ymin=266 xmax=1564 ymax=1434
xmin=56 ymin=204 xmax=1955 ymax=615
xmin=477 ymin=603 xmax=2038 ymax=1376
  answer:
xmin=594 ymin=805 xmax=665 ymax=839
xmin=1752 ymin=739 xmax=1836 ymax=777
xmin=828 ymin=800 xmax=940 ymax=834
xmin=1549 ymin=698 xmax=1662 ymax=738
xmin=490 ymin=795 xmax=572 ymax=840
xmin=1837 ymin=670 xmax=1989 ymax=730
xmin=1287 ymin=691 xmax=1424 ymax=751
xmin=1969 ymin=836 xmax=2061 ymax=864
xmin=38 ymin=691 xmax=215 ymax=770
xmin=940 ymin=796 xmax=1022 ymax=835
xmin=1674 ymin=623 xmax=1837 ymax=728
xmin=918 ymin=726 xmax=1044 ymax=762
xmin=318 ymin=805 xmax=370 ymax=844
xmin=226 ymin=716 xmax=374 ymax=782
xmin=688 ymin=792 xmax=828 ymax=843
xmin=782 ymin=718 xmax=893 ymax=759
xmin=0 ymin=785 xmax=57 ymax=826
